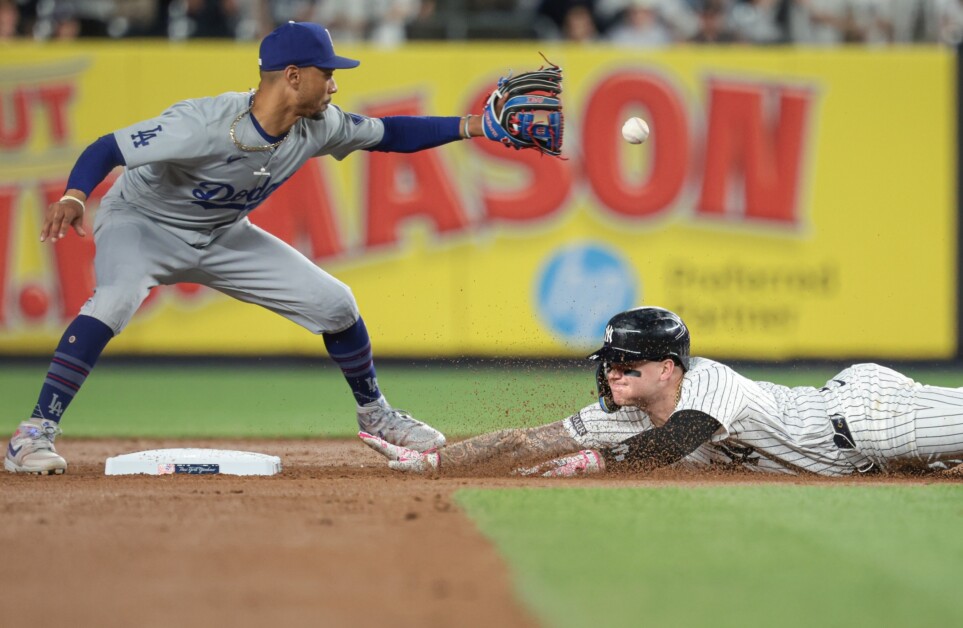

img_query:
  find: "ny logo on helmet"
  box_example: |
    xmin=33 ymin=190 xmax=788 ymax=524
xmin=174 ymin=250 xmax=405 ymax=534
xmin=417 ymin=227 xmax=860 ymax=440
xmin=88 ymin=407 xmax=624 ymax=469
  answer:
xmin=604 ymin=325 xmax=614 ymax=344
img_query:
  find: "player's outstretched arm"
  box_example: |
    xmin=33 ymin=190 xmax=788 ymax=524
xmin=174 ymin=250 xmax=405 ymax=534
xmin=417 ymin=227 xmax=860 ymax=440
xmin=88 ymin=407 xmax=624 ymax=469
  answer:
xmin=367 ymin=56 xmax=562 ymax=157
xmin=360 ymin=420 xmax=583 ymax=475
xmin=439 ymin=421 xmax=581 ymax=474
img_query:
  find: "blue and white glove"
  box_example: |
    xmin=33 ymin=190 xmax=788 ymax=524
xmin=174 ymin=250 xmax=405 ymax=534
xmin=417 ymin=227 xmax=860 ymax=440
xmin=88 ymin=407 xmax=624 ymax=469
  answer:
xmin=481 ymin=56 xmax=564 ymax=157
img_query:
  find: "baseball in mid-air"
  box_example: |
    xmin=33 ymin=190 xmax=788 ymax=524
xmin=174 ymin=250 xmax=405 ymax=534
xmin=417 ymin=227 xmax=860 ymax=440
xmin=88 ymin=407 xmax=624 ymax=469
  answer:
xmin=621 ymin=117 xmax=650 ymax=144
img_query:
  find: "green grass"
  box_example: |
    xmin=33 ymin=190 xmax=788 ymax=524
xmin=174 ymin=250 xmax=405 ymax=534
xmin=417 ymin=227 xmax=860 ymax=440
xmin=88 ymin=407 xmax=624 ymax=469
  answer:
xmin=4 ymin=362 xmax=962 ymax=627
xmin=0 ymin=362 xmax=595 ymax=437
xmin=456 ymin=486 xmax=963 ymax=628
xmin=0 ymin=363 xmax=960 ymax=437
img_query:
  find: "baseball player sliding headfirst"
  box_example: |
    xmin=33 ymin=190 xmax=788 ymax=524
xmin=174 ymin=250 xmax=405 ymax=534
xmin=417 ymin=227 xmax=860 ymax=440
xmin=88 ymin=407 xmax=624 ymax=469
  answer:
xmin=363 ymin=306 xmax=963 ymax=478
xmin=5 ymin=22 xmax=565 ymax=475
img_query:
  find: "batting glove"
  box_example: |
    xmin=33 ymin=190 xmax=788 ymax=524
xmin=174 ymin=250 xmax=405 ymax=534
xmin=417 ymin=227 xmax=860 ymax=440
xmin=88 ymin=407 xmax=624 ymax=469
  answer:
xmin=359 ymin=431 xmax=439 ymax=474
xmin=515 ymin=450 xmax=605 ymax=477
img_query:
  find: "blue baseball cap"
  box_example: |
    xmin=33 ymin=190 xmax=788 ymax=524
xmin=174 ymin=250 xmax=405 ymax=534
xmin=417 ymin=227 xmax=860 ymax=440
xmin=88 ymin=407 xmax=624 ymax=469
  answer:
xmin=258 ymin=22 xmax=360 ymax=71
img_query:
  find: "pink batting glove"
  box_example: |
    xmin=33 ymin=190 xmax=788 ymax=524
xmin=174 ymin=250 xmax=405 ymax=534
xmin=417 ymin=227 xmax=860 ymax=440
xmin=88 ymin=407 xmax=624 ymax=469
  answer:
xmin=516 ymin=450 xmax=605 ymax=477
xmin=359 ymin=431 xmax=439 ymax=474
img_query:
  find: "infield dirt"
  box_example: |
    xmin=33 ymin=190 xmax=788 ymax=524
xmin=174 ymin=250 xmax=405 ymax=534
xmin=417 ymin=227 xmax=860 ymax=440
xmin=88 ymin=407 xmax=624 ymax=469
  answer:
xmin=1 ymin=439 xmax=959 ymax=628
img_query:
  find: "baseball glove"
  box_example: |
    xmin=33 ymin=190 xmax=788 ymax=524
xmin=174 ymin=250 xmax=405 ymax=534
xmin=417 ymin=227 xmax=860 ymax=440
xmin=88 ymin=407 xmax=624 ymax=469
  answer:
xmin=482 ymin=55 xmax=564 ymax=157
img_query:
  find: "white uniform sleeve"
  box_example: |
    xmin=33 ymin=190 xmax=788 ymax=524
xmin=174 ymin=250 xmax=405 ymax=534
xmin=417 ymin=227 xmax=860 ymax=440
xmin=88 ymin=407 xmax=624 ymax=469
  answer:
xmin=113 ymin=100 xmax=211 ymax=168
xmin=678 ymin=361 xmax=745 ymax=441
xmin=562 ymin=402 xmax=655 ymax=449
xmin=318 ymin=106 xmax=385 ymax=160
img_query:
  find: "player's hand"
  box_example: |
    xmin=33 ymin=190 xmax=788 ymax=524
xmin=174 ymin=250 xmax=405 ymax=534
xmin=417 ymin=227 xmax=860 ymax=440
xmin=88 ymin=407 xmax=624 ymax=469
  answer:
xmin=41 ymin=192 xmax=88 ymax=243
xmin=359 ymin=431 xmax=439 ymax=474
xmin=514 ymin=450 xmax=605 ymax=477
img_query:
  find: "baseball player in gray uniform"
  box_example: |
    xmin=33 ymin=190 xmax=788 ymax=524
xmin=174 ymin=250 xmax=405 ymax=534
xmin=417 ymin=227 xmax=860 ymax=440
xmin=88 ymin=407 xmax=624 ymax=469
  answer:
xmin=362 ymin=306 xmax=963 ymax=478
xmin=6 ymin=21 xmax=496 ymax=475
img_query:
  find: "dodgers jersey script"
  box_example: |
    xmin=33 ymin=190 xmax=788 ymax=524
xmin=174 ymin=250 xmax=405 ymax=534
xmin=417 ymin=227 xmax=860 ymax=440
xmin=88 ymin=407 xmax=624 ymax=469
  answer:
xmin=564 ymin=358 xmax=963 ymax=476
xmin=104 ymin=91 xmax=383 ymax=236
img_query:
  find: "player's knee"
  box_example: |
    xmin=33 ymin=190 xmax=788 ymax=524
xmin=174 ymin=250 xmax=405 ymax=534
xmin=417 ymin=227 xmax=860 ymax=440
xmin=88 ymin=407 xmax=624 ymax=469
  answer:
xmin=328 ymin=283 xmax=359 ymax=323
xmin=301 ymin=281 xmax=358 ymax=334
xmin=79 ymin=285 xmax=150 ymax=335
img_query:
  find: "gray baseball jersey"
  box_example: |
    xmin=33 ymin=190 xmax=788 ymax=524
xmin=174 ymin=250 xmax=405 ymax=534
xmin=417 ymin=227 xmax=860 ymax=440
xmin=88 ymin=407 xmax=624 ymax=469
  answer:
xmin=105 ymin=91 xmax=382 ymax=241
xmin=563 ymin=358 xmax=963 ymax=476
xmin=80 ymin=91 xmax=382 ymax=335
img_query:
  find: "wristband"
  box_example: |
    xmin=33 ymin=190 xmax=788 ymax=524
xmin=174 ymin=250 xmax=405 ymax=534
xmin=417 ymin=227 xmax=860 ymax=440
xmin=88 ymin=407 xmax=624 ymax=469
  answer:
xmin=59 ymin=195 xmax=86 ymax=211
xmin=463 ymin=115 xmax=472 ymax=139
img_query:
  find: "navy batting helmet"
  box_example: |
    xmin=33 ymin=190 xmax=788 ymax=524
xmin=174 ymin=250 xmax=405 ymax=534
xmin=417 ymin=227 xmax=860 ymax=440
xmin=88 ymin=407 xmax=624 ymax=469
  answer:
xmin=586 ymin=306 xmax=690 ymax=371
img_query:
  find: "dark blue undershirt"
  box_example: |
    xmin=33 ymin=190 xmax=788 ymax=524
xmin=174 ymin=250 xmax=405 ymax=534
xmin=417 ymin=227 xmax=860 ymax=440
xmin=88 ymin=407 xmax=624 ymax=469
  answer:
xmin=247 ymin=111 xmax=462 ymax=152
xmin=249 ymin=111 xmax=287 ymax=144
xmin=65 ymin=134 xmax=126 ymax=195
xmin=373 ymin=116 xmax=462 ymax=153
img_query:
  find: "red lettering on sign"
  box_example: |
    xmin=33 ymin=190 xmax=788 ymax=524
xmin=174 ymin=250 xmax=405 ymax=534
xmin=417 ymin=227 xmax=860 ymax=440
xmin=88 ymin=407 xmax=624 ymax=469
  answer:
xmin=467 ymin=82 xmax=572 ymax=223
xmin=698 ymin=80 xmax=812 ymax=223
xmin=583 ymin=71 xmax=689 ymax=218
xmin=38 ymin=176 xmax=114 ymax=319
xmin=469 ymin=86 xmax=574 ymax=222
xmin=252 ymin=162 xmax=344 ymax=261
xmin=0 ymin=186 xmax=20 ymax=324
xmin=174 ymin=282 xmax=203 ymax=297
xmin=36 ymin=84 xmax=75 ymax=146
xmin=475 ymin=141 xmax=572 ymax=222
xmin=363 ymin=98 xmax=468 ymax=247
xmin=0 ymin=88 xmax=30 ymax=149
xmin=0 ymin=80 xmax=76 ymax=150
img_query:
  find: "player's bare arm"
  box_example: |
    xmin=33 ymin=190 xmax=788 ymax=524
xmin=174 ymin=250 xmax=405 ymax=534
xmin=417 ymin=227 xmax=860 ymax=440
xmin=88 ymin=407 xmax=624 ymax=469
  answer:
xmin=439 ymin=421 xmax=580 ymax=474
xmin=360 ymin=420 xmax=583 ymax=475
xmin=41 ymin=188 xmax=88 ymax=243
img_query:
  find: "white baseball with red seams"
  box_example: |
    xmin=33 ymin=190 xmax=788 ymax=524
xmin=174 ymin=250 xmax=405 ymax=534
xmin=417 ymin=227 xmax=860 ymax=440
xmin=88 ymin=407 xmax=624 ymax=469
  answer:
xmin=621 ymin=117 xmax=649 ymax=144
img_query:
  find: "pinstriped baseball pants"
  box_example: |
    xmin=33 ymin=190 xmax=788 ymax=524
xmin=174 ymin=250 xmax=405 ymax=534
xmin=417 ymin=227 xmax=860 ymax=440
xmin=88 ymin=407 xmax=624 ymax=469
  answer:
xmin=828 ymin=364 xmax=963 ymax=470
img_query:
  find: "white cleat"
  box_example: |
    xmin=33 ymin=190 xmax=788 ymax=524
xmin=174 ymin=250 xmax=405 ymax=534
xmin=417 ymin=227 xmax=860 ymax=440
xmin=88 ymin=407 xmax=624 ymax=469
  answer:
xmin=4 ymin=419 xmax=67 ymax=475
xmin=357 ymin=396 xmax=446 ymax=453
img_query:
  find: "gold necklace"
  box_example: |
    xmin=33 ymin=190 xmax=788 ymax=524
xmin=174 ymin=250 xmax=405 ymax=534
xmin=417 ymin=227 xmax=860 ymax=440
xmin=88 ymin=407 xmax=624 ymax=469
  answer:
xmin=229 ymin=106 xmax=289 ymax=152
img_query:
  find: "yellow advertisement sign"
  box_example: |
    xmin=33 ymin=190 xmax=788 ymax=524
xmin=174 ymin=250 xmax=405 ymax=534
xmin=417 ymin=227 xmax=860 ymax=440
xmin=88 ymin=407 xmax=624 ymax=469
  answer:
xmin=0 ymin=44 xmax=955 ymax=358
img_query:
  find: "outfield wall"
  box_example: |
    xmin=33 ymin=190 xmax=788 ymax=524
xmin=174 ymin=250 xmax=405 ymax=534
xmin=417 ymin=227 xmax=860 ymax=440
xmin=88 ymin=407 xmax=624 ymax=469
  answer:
xmin=0 ymin=43 xmax=956 ymax=359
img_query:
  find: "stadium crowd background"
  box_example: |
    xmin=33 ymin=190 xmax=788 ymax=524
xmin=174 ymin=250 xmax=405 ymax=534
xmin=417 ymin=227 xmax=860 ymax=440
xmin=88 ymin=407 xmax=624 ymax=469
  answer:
xmin=1 ymin=0 xmax=962 ymax=46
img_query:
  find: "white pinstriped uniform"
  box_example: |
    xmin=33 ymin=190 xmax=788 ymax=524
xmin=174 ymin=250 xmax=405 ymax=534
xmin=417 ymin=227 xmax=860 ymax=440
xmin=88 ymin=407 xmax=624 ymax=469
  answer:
xmin=562 ymin=358 xmax=963 ymax=476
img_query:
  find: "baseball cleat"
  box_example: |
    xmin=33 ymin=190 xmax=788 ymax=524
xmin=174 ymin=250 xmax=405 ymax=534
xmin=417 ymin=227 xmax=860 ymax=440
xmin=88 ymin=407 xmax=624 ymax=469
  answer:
xmin=357 ymin=396 xmax=446 ymax=452
xmin=5 ymin=419 xmax=67 ymax=475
